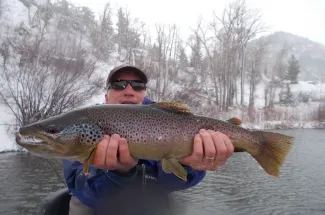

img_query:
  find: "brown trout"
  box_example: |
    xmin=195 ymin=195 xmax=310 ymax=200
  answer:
xmin=15 ymin=102 xmax=294 ymax=181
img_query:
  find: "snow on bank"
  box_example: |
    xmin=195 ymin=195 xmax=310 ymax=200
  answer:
xmin=0 ymin=105 xmax=20 ymax=152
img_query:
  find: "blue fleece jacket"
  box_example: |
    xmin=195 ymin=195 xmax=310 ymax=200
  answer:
xmin=63 ymin=97 xmax=206 ymax=211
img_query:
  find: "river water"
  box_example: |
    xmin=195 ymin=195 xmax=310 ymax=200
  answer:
xmin=0 ymin=129 xmax=325 ymax=215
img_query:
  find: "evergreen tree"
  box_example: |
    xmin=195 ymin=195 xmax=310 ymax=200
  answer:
xmin=90 ymin=3 xmax=114 ymax=61
xmin=189 ymin=34 xmax=202 ymax=69
xmin=178 ymin=46 xmax=188 ymax=68
xmin=115 ymin=7 xmax=140 ymax=57
xmin=286 ymin=54 xmax=300 ymax=84
xmin=279 ymin=83 xmax=294 ymax=105
xmin=116 ymin=7 xmax=128 ymax=51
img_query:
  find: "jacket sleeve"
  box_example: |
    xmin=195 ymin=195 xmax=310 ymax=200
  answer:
xmin=156 ymin=161 xmax=206 ymax=192
xmin=63 ymin=159 xmax=139 ymax=209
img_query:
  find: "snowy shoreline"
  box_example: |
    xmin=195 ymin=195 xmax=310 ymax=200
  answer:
xmin=243 ymin=120 xmax=325 ymax=130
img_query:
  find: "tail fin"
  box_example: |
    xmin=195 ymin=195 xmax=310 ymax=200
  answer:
xmin=251 ymin=131 xmax=294 ymax=177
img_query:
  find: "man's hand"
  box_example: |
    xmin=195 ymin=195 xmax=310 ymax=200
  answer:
xmin=92 ymin=134 xmax=138 ymax=173
xmin=179 ymin=129 xmax=234 ymax=171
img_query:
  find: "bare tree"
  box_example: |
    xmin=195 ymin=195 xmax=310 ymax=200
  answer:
xmin=231 ymin=0 xmax=266 ymax=106
xmin=207 ymin=0 xmax=265 ymax=110
xmin=0 ymin=2 xmax=103 ymax=130
xmin=0 ymin=38 xmax=103 ymax=129
xmin=265 ymin=43 xmax=290 ymax=107
xmin=247 ymin=40 xmax=268 ymax=108
xmin=245 ymin=39 xmax=269 ymax=122
xmin=188 ymin=17 xmax=223 ymax=106
xmin=137 ymin=23 xmax=184 ymax=102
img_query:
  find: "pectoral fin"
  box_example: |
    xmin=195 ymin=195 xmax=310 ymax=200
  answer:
xmin=161 ymin=158 xmax=188 ymax=181
xmin=83 ymin=162 xmax=90 ymax=176
xmin=83 ymin=148 xmax=97 ymax=176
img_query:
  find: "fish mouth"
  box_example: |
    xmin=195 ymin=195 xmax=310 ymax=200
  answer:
xmin=15 ymin=132 xmax=54 ymax=147
xmin=15 ymin=132 xmax=67 ymax=158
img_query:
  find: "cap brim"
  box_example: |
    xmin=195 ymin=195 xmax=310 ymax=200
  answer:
xmin=109 ymin=66 xmax=148 ymax=84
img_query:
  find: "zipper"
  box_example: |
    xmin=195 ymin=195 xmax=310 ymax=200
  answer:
xmin=136 ymin=161 xmax=147 ymax=189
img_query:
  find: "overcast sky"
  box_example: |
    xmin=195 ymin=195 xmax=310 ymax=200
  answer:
xmin=69 ymin=0 xmax=325 ymax=45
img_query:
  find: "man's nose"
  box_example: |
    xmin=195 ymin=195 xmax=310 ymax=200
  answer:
xmin=123 ymin=84 xmax=135 ymax=95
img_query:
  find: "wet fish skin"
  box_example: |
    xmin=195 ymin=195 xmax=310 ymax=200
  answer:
xmin=15 ymin=102 xmax=294 ymax=181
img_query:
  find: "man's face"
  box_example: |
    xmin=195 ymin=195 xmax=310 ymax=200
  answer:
xmin=105 ymin=71 xmax=146 ymax=104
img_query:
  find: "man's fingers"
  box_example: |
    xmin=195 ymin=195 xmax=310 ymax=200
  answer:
xmin=193 ymin=133 xmax=204 ymax=160
xmin=201 ymin=129 xmax=218 ymax=170
xmin=211 ymin=132 xmax=233 ymax=170
xmin=200 ymin=129 xmax=216 ymax=161
xmin=211 ymin=131 xmax=227 ymax=161
xmin=179 ymin=130 xmax=234 ymax=172
xmin=105 ymin=134 xmax=119 ymax=169
xmin=118 ymin=138 xmax=138 ymax=172
xmin=92 ymin=135 xmax=110 ymax=168
xmin=221 ymin=133 xmax=234 ymax=159
xmin=118 ymin=138 xmax=136 ymax=164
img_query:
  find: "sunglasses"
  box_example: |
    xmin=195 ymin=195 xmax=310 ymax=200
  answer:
xmin=108 ymin=79 xmax=146 ymax=91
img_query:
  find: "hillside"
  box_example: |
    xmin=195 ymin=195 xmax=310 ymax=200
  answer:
xmin=252 ymin=31 xmax=325 ymax=82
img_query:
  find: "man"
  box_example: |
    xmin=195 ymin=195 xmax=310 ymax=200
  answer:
xmin=63 ymin=64 xmax=234 ymax=215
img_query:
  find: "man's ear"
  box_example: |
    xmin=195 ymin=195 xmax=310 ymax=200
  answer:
xmin=105 ymin=93 xmax=109 ymax=104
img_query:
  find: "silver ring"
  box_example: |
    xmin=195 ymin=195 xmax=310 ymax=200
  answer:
xmin=205 ymin=156 xmax=215 ymax=160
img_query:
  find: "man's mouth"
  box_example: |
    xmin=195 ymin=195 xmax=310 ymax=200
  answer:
xmin=121 ymin=101 xmax=138 ymax=104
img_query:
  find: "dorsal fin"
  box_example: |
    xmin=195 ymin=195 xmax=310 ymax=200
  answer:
xmin=227 ymin=117 xmax=242 ymax=126
xmin=151 ymin=102 xmax=192 ymax=114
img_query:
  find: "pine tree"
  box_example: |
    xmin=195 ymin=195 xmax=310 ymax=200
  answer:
xmin=115 ymin=7 xmax=140 ymax=58
xmin=189 ymin=35 xmax=202 ymax=69
xmin=286 ymin=54 xmax=300 ymax=84
xmin=178 ymin=46 xmax=188 ymax=68
xmin=279 ymin=83 xmax=294 ymax=105
xmin=116 ymin=7 xmax=128 ymax=52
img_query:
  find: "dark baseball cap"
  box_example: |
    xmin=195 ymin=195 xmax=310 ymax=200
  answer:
xmin=106 ymin=64 xmax=148 ymax=88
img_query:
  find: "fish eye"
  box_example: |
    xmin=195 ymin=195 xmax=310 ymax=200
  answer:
xmin=47 ymin=125 xmax=59 ymax=134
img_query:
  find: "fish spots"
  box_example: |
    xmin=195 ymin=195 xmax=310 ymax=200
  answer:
xmin=69 ymin=123 xmax=104 ymax=145
xmin=82 ymin=106 xmax=200 ymax=149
